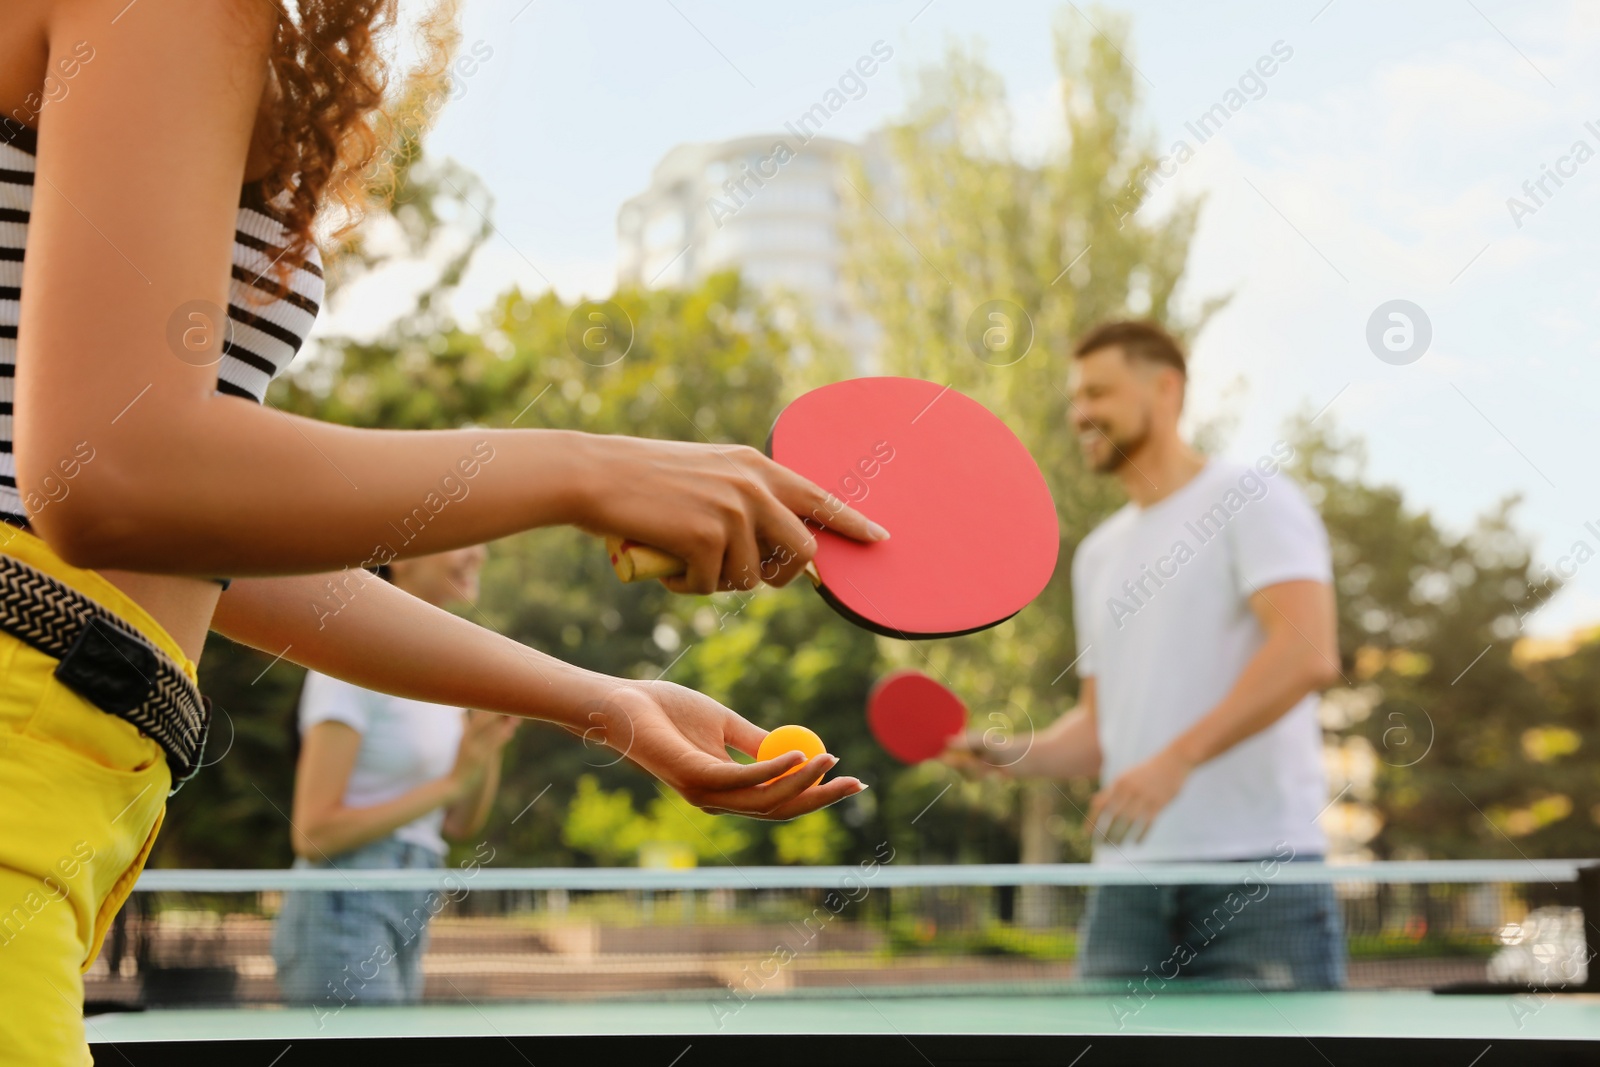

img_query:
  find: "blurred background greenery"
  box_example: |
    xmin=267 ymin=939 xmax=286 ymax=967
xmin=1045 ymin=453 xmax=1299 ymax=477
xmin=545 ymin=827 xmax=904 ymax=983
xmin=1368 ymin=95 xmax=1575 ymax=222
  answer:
xmin=151 ymin=13 xmax=1597 ymax=873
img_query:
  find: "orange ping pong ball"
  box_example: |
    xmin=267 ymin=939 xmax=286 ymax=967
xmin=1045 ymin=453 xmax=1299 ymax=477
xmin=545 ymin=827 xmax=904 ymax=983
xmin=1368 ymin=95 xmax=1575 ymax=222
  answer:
xmin=757 ymin=724 xmax=828 ymax=786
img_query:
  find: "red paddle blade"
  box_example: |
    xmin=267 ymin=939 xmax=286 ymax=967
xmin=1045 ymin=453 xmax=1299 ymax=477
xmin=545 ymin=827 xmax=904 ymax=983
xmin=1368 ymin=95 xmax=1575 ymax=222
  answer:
xmin=768 ymin=378 xmax=1058 ymax=639
xmin=868 ymin=670 xmax=968 ymax=764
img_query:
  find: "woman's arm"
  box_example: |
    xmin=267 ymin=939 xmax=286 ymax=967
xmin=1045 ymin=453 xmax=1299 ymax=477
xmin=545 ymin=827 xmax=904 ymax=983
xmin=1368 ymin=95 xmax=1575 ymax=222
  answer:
xmin=290 ymin=720 xmax=468 ymax=860
xmin=441 ymin=754 xmax=498 ymax=842
xmin=19 ymin=1 xmax=883 ymax=594
xmin=212 ymin=568 xmax=650 ymax=727
xmin=213 ymin=571 xmax=867 ymax=819
xmin=441 ymin=712 xmax=518 ymax=841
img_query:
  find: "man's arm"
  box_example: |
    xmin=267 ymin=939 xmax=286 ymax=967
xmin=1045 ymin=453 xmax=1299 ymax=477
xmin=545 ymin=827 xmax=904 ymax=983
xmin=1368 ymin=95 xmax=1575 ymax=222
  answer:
xmin=945 ymin=678 xmax=1102 ymax=779
xmin=1170 ymin=579 xmax=1339 ymax=766
xmin=1089 ymin=579 xmax=1339 ymax=843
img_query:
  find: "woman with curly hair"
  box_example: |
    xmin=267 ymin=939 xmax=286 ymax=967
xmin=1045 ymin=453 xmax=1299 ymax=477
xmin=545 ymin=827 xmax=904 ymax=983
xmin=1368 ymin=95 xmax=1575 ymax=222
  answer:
xmin=0 ymin=2 xmax=877 ymax=1061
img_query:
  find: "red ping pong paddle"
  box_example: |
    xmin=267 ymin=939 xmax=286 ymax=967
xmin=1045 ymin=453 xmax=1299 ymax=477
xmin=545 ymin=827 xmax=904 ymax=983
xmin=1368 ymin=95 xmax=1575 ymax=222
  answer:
xmin=867 ymin=670 xmax=969 ymax=763
xmin=606 ymin=377 xmax=1059 ymax=640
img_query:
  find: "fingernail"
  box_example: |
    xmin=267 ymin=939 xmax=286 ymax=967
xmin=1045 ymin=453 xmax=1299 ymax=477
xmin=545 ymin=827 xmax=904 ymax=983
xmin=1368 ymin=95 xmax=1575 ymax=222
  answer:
xmin=868 ymin=522 xmax=890 ymax=541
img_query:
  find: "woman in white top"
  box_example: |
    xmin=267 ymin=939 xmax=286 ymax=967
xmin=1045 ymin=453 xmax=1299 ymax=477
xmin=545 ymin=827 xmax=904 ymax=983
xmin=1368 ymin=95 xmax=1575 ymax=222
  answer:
xmin=272 ymin=545 xmax=518 ymax=1006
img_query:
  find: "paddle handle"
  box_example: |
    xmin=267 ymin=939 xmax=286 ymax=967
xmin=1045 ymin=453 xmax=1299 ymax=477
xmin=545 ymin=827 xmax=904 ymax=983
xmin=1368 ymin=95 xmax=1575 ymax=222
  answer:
xmin=606 ymin=537 xmax=687 ymax=582
xmin=604 ymin=536 xmax=820 ymax=585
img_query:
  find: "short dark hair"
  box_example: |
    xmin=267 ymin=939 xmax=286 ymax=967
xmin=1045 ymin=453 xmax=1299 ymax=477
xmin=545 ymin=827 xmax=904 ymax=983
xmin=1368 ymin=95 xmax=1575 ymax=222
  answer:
xmin=1072 ymin=320 xmax=1187 ymax=379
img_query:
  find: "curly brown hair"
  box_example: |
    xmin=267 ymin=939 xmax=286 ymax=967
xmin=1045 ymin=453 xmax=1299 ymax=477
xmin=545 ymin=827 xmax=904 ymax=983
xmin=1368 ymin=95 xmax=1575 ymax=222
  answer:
xmin=252 ymin=0 xmax=461 ymax=294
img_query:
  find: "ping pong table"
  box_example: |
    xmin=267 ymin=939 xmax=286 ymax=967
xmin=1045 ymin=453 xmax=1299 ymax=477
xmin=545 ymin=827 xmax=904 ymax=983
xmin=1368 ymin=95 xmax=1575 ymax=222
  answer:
xmin=86 ymin=990 xmax=1600 ymax=1066
xmin=89 ymin=859 xmax=1600 ymax=1066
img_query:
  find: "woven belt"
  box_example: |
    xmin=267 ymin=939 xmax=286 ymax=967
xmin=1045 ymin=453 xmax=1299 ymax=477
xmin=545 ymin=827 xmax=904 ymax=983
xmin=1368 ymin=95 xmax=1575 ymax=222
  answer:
xmin=0 ymin=553 xmax=210 ymax=794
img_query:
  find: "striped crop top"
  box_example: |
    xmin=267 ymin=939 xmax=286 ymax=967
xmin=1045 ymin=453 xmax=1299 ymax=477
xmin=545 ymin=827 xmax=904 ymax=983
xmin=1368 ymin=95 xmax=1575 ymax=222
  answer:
xmin=0 ymin=121 xmax=325 ymax=528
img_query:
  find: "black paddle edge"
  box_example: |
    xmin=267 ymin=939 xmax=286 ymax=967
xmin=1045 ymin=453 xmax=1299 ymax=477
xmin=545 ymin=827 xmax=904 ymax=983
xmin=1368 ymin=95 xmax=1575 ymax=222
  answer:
xmin=813 ymin=580 xmax=1020 ymax=640
xmin=88 ymin=1033 xmax=1600 ymax=1067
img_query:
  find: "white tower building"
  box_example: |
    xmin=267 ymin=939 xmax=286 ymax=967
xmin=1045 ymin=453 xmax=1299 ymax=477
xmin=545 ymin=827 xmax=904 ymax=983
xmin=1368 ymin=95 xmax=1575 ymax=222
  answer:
xmin=616 ymin=134 xmax=875 ymax=358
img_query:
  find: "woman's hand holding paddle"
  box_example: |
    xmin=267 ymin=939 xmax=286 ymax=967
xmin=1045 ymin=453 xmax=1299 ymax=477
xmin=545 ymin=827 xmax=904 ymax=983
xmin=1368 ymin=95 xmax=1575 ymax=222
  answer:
xmin=573 ymin=436 xmax=888 ymax=595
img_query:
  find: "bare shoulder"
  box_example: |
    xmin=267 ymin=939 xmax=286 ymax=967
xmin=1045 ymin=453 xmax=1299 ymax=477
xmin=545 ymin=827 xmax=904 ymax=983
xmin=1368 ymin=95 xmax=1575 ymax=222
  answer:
xmin=0 ymin=0 xmax=274 ymax=131
xmin=43 ymin=0 xmax=276 ymax=51
xmin=0 ymin=1 xmax=53 ymax=126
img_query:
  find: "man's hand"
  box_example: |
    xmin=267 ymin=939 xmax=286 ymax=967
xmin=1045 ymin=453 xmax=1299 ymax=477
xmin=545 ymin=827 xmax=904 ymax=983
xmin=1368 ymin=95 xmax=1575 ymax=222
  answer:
xmin=938 ymin=729 xmax=1015 ymax=779
xmin=941 ymin=693 xmax=1101 ymax=783
xmin=1088 ymin=745 xmax=1195 ymax=845
xmin=940 ymin=726 xmax=1030 ymax=777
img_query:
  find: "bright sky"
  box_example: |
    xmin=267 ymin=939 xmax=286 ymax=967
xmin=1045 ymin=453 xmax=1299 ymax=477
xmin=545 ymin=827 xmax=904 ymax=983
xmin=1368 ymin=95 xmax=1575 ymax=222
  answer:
xmin=323 ymin=0 xmax=1600 ymax=637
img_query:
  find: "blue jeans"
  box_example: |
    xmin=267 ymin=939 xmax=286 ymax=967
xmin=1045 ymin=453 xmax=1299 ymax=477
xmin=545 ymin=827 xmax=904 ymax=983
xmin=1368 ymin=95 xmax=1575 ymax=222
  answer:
xmin=271 ymin=836 xmax=444 ymax=1007
xmin=1077 ymin=856 xmax=1346 ymax=990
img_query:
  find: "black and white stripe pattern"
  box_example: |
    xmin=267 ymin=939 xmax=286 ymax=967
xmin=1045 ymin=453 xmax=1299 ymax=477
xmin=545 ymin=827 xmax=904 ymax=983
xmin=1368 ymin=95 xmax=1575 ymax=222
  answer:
xmin=0 ymin=122 xmax=324 ymax=524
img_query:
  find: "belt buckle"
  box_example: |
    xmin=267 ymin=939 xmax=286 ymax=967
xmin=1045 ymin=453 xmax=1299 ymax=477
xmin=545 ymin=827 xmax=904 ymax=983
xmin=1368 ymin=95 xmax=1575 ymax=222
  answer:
xmin=53 ymin=617 xmax=159 ymax=715
xmin=53 ymin=614 xmax=208 ymax=796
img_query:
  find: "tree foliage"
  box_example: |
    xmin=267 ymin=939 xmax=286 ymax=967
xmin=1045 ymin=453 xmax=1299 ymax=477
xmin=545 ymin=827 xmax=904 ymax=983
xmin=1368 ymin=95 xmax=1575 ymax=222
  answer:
xmin=1292 ymin=418 xmax=1594 ymax=859
xmin=156 ymin=8 xmax=1593 ymax=874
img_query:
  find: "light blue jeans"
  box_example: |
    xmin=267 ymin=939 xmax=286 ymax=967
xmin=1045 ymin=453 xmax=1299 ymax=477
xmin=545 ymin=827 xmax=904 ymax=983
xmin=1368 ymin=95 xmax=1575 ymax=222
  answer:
xmin=270 ymin=836 xmax=445 ymax=1006
xmin=1077 ymin=855 xmax=1347 ymax=990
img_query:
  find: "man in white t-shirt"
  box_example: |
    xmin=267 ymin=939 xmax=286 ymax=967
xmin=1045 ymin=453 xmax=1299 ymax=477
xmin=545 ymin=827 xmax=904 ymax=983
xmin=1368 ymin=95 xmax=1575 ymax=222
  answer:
xmin=953 ymin=320 xmax=1345 ymax=992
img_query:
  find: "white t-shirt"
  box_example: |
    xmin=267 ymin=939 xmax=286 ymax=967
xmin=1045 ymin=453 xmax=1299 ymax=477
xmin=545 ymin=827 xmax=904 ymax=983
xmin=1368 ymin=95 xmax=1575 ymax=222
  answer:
xmin=1071 ymin=456 xmax=1332 ymax=863
xmin=297 ymin=670 xmax=466 ymax=856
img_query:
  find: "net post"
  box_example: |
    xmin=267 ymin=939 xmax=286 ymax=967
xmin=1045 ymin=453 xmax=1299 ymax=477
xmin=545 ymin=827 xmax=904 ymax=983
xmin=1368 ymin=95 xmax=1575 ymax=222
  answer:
xmin=1581 ymin=862 xmax=1600 ymax=992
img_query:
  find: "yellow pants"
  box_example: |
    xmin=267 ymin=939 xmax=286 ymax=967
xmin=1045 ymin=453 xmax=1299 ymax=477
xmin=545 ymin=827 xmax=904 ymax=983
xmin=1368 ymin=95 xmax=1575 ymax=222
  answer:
xmin=0 ymin=527 xmax=195 ymax=1066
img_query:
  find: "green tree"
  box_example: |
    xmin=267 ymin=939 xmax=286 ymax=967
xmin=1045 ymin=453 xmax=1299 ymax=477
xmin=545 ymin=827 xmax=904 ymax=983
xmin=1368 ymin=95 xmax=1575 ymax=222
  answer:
xmin=771 ymin=810 xmax=849 ymax=866
xmin=1288 ymin=417 xmax=1580 ymax=860
xmin=1520 ymin=635 xmax=1600 ymax=856
xmin=562 ymin=775 xmax=755 ymax=866
xmin=837 ymin=10 xmax=1215 ymax=868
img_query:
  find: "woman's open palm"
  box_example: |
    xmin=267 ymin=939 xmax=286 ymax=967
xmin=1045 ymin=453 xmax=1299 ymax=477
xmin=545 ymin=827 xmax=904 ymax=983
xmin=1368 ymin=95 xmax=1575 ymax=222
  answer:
xmin=569 ymin=680 xmax=864 ymax=820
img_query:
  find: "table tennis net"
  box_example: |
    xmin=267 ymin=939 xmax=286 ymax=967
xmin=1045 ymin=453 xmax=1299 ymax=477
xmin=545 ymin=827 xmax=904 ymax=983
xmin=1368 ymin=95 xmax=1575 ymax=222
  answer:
xmin=87 ymin=861 xmax=1599 ymax=1010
